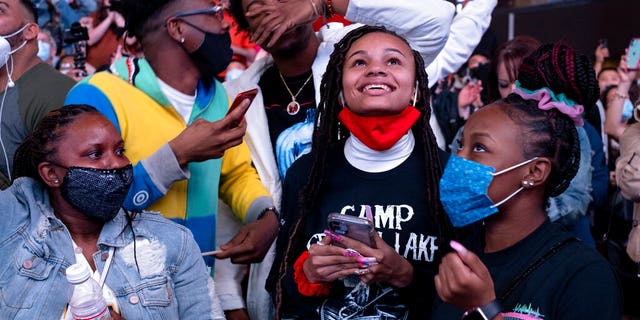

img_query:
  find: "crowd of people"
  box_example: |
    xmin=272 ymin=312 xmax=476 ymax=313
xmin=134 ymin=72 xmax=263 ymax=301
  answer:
xmin=0 ymin=0 xmax=638 ymax=319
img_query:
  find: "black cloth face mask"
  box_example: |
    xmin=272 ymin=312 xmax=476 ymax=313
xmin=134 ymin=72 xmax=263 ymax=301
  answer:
xmin=55 ymin=164 xmax=133 ymax=223
xmin=180 ymin=19 xmax=233 ymax=83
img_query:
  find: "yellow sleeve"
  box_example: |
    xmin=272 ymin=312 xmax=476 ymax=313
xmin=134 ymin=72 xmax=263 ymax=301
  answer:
xmin=219 ymin=139 xmax=272 ymax=222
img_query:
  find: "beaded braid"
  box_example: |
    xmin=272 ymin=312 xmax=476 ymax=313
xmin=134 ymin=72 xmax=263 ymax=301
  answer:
xmin=12 ymin=105 xmax=100 ymax=182
xmin=274 ymin=25 xmax=450 ymax=318
xmin=506 ymin=41 xmax=598 ymax=198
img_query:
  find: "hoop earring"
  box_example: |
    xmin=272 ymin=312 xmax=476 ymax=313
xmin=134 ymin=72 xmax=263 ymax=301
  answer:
xmin=339 ymin=91 xmax=346 ymax=107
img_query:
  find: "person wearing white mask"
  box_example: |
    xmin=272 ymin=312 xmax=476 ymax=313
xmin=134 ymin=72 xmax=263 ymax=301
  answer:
xmin=0 ymin=0 xmax=75 ymax=189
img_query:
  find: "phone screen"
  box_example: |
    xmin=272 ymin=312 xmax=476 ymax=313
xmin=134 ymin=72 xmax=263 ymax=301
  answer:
xmin=628 ymin=38 xmax=640 ymax=70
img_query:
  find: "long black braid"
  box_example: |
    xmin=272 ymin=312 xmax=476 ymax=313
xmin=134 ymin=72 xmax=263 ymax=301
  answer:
xmin=504 ymin=42 xmax=599 ymax=198
xmin=13 ymin=104 xmax=101 ymax=181
xmin=274 ymin=25 xmax=450 ymax=317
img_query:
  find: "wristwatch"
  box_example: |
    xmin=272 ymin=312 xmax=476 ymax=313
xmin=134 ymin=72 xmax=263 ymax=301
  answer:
xmin=461 ymin=300 xmax=502 ymax=320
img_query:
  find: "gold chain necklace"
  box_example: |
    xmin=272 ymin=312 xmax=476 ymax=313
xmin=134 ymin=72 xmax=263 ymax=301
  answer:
xmin=278 ymin=72 xmax=313 ymax=115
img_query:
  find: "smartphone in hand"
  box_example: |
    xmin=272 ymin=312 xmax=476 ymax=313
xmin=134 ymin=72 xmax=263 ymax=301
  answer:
xmin=327 ymin=213 xmax=377 ymax=248
xmin=227 ymin=88 xmax=258 ymax=116
xmin=627 ymin=38 xmax=640 ymax=70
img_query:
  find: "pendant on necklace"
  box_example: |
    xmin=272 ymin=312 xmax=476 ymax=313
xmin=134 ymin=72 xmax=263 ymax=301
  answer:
xmin=287 ymin=100 xmax=300 ymax=115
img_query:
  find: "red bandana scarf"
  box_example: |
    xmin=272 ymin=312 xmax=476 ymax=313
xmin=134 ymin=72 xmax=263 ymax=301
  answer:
xmin=338 ymin=106 xmax=420 ymax=151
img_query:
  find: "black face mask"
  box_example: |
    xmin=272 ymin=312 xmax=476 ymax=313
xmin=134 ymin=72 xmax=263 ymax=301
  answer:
xmin=180 ymin=20 xmax=233 ymax=83
xmin=57 ymin=164 xmax=133 ymax=223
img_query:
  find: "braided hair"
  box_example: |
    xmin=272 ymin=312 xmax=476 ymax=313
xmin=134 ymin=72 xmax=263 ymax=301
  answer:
xmin=274 ymin=25 xmax=450 ymax=316
xmin=505 ymin=42 xmax=598 ymax=198
xmin=12 ymin=105 xmax=101 ymax=182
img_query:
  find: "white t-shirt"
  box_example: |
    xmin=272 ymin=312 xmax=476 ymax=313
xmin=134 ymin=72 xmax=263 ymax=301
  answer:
xmin=157 ymin=78 xmax=197 ymax=124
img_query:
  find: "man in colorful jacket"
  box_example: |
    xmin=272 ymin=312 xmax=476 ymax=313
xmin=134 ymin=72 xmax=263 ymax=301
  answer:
xmin=65 ymin=0 xmax=279 ymax=268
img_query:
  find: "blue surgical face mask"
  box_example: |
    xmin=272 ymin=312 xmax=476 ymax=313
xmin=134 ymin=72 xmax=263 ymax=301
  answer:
xmin=439 ymin=154 xmax=538 ymax=227
xmin=37 ymin=39 xmax=51 ymax=61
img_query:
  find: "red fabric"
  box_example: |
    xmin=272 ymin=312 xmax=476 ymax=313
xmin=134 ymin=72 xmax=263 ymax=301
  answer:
xmin=313 ymin=14 xmax=351 ymax=32
xmin=338 ymin=106 xmax=421 ymax=151
xmin=293 ymin=251 xmax=331 ymax=297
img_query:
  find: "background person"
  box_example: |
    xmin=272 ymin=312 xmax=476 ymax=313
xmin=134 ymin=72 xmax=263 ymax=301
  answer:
xmin=0 ymin=0 xmax=76 ymax=189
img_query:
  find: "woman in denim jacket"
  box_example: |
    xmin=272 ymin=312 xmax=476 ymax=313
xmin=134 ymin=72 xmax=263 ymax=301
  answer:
xmin=0 ymin=105 xmax=225 ymax=319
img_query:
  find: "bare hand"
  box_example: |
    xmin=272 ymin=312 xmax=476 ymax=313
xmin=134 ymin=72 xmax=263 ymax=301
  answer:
xmin=458 ymin=80 xmax=483 ymax=120
xmin=335 ymin=231 xmax=414 ymax=287
xmin=215 ymin=211 xmax=279 ymax=264
xmin=434 ymin=241 xmax=495 ymax=310
xmin=169 ymin=99 xmax=250 ymax=166
xmin=79 ymin=16 xmax=93 ymax=28
xmin=303 ymin=235 xmax=363 ymax=283
xmin=245 ymin=0 xmax=319 ymax=48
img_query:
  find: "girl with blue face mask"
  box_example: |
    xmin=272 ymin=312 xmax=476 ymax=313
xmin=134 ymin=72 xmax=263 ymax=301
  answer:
xmin=432 ymin=42 xmax=622 ymax=320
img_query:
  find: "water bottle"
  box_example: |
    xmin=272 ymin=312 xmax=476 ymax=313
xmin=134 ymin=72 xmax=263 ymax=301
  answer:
xmin=66 ymin=263 xmax=113 ymax=320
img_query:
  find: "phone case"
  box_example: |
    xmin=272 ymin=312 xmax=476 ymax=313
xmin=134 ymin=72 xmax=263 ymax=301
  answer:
xmin=327 ymin=213 xmax=376 ymax=248
xmin=628 ymin=38 xmax=640 ymax=70
xmin=227 ymin=88 xmax=258 ymax=115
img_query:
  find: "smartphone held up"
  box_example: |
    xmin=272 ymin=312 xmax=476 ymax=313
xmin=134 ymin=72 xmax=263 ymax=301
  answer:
xmin=227 ymin=88 xmax=258 ymax=126
xmin=627 ymin=38 xmax=640 ymax=70
xmin=327 ymin=213 xmax=377 ymax=248
xmin=228 ymin=88 xmax=258 ymax=116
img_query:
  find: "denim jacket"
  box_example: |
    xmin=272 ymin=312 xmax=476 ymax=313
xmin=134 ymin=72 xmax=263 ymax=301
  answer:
xmin=0 ymin=177 xmax=225 ymax=319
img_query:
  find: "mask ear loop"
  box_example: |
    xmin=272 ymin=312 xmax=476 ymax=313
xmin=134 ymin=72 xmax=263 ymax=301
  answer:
xmin=411 ymin=80 xmax=419 ymax=107
xmin=489 ymin=157 xmax=539 ymax=208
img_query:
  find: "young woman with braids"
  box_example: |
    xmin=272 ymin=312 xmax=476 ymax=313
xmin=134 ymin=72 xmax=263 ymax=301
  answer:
xmin=432 ymin=42 xmax=622 ymax=319
xmin=265 ymin=25 xmax=451 ymax=319
xmin=0 ymin=105 xmax=224 ymax=319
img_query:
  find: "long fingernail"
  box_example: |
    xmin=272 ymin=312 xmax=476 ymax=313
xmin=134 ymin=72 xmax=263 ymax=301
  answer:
xmin=354 ymin=269 xmax=370 ymax=276
xmin=358 ymin=260 xmax=378 ymax=268
xmin=357 ymin=257 xmax=377 ymax=263
xmin=365 ymin=205 xmax=373 ymax=222
xmin=342 ymin=248 xmax=361 ymax=257
xmin=450 ymin=240 xmax=468 ymax=257
xmin=324 ymin=229 xmax=342 ymax=242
